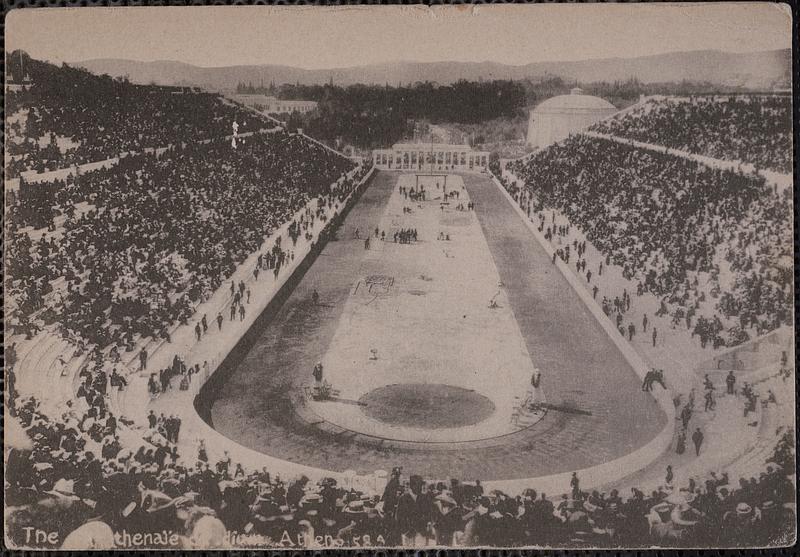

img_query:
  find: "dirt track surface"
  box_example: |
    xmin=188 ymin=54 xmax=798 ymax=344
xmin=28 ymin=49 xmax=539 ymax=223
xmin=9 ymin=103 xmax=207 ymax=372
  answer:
xmin=209 ymin=171 xmax=666 ymax=480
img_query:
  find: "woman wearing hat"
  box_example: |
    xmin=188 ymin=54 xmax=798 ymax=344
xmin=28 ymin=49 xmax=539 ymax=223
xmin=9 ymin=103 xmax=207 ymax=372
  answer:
xmin=432 ymin=492 xmax=462 ymax=546
xmin=722 ymin=501 xmax=760 ymax=546
xmin=337 ymin=499 xmax=381 ymax=546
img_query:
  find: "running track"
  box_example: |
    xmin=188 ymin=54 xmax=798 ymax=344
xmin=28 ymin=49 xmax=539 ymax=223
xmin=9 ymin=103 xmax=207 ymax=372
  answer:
xmin=208 ymin=171 xmax=666 ymax=481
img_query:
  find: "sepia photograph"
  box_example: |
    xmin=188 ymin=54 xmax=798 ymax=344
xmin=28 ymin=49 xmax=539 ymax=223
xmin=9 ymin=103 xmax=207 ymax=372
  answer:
xmin=3 ymin=3 xmax=795 ymax=550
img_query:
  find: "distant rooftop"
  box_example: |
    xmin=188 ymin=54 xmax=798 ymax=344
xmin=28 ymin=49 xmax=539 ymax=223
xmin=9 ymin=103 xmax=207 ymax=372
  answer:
xmin=391 ymin=142 xmax=475 ymax=151
xmin=533 ymin=89 xmax=617 ymax=113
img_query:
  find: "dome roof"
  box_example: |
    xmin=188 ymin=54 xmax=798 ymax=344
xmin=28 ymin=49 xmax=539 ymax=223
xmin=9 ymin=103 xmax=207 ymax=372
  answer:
xmin=533 ymin=89 xmax=616 ymax=113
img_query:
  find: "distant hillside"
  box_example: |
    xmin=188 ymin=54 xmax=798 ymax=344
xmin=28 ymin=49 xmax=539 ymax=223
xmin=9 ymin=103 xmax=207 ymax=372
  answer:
xmin=77 ymin=49 xmax=791 ymax=91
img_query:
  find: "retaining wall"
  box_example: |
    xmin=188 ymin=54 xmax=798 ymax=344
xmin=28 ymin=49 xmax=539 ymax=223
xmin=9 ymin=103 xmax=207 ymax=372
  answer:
xmin=118 ymin=166 xmax=380 ymax=492
xmin=116 ymin=168 xmax=677 ymax=499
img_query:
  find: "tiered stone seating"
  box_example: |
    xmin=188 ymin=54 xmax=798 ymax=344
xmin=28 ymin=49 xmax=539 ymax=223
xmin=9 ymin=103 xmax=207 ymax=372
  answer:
xmin=39 ymin=338 xmax=75 ymax=406
xmin=11 ymin=329 xmax=86 ymax=413
xmin=23 ymin=334 xmax=62 ymax=379
xmin=9 ymin=332 xmax=43 ymax=370
xmin=726 ymin=415 xmax=784 ymax=481
xmin=721 ymin=372 xmax=791 ymax=482
xmin=107 ymin=376 xmax=131 ymax=421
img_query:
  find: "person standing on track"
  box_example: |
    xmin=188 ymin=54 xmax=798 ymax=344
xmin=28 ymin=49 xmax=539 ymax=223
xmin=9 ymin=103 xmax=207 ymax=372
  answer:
xmin=726 ymin=370 xmax=737 ymax=395
xmin=527 ymin=369 xmax=542 ymax=408
xmin=642 ymin=369 xmax=653 ymax=392
xmin=692 ymin=427 xmax=704 ymax=456
xmin=704 ymin=389 xmax=715 ymax=412
xmin=312 ymin=362 xmax=324 ymax=388
xmin=570 ymin=472 xmax=580 ymax=499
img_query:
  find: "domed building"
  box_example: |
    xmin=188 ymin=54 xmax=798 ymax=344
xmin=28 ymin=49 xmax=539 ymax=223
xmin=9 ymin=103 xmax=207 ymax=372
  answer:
xmin=526 ymin=88 xmax=617 ymax=149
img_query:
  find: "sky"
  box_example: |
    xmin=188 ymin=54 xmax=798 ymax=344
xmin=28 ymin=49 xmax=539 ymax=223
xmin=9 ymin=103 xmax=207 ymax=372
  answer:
xmin=6 ymin=3 xmax=793 ymax=69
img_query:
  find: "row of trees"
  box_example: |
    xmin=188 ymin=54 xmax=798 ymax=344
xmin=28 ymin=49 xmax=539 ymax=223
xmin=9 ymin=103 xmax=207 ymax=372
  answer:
xmin=520 ymin=75 xmax=762 ymax=111
xmin=238 ymin=76 xmax=759 ymax=152
xmin=236 ymin=80 xmax=527 ymax=150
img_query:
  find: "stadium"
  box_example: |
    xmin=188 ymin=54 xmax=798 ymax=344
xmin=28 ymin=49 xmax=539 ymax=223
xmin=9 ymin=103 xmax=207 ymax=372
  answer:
xmin=4 ymin=6 xmax=796 ymax=551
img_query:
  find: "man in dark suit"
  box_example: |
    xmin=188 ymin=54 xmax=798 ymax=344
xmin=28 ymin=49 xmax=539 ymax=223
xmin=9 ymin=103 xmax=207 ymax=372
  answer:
xmin=692 ymin=427 xmax=704 ymax=456
xmin=395 ymin=475 xmax=434 ymax=547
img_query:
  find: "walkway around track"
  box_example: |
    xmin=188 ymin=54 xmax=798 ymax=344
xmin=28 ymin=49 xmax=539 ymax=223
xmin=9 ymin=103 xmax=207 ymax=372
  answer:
xmin=581 ymin=131 xmax=792 ymax=192
xmin=6 ymin=127 xmax=280 ymax=190
xmin=197 ymin=170 xmax=670 ymax=492
xmin=10 ymin=167 xmax=791 ymax=503
xmin=117 ymin=166 xmax=378 ymax=485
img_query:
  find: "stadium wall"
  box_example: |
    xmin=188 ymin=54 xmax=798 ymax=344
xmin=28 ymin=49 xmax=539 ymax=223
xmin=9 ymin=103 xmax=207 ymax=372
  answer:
xmin=117 ymin=166 xmax=677 ymax=498
xmin=116 ymin=165 xmax=381 ymax=491
xmin=7 ymin=129 xmax=280 ymax=190
xmin=193 ymin=166 xmax=376 ymax=422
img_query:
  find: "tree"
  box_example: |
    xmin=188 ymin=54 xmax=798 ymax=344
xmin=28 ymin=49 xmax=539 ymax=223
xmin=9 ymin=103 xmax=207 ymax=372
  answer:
xmin=285 ymin=111 xmax=304 ymax=133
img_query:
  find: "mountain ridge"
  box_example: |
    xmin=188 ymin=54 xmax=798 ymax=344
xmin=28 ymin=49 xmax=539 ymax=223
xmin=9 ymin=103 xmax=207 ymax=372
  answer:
xmin=75 ymin=48 xmax=791 ymax=91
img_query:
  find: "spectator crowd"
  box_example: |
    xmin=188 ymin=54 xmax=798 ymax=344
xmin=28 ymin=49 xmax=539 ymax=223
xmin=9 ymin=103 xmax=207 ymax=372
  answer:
xmin=6 ymin=52 xmax=267 ymax=178
xmin=506 ymin=134 xmax=792 ymax=349
xmin=5 ymin=54 xmax=794 ymax=551
xmin=7 ymin=129 xmax=354 ymax=353
xmin=591 ymin=95 xmax=792 ymax=174
xmin=6 ymin=390 xmax=795 ymax=549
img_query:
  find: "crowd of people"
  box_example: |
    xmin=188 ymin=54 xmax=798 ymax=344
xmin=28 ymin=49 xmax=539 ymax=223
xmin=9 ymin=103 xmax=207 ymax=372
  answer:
xmin=506 ymin=134 xmax=792 ymax=349
xmin=6 ymin=52 xmax=267 ymax=178
xmin=591 ymin=95 xmax=792 ymax=174
xmin=6 ymin=387 xmax=795 ymax=549
xmin=6 ymin=54 xmax=794 ymax=550
xmin=6 ymin=130 xmax=355 ymax=352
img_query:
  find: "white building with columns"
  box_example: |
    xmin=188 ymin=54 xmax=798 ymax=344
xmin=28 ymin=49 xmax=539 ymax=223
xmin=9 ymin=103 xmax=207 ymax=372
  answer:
xmin=232 ymin=94 xmax=318 ymax=114
xmin=372 ymin=143 xmax=490 ymax=172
